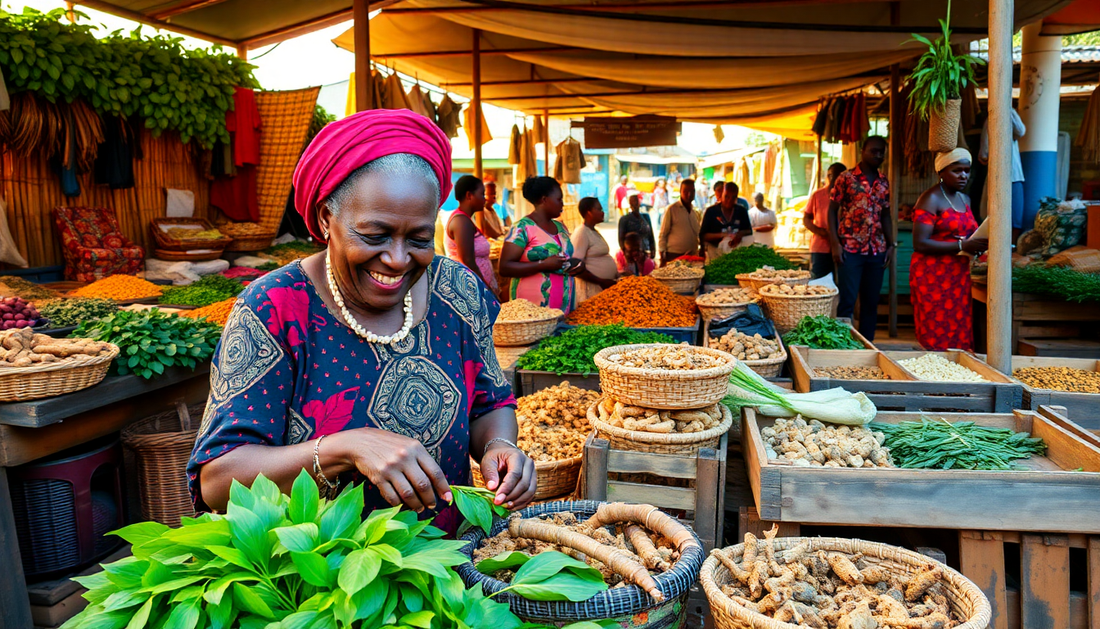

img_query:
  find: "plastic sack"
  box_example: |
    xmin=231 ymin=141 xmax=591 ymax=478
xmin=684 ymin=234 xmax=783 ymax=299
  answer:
xmin=190 ymin=259 xmax=231 ymax=277
xmin=233 ymin=255 xmax=271 ymax=268
xmin=708 ymin=303 xmax=776 ymax=339
xmin=145 ymin=259 xmax=201 ymax=285
xmin=1033 ymin=196 xmax=1087 ymax=257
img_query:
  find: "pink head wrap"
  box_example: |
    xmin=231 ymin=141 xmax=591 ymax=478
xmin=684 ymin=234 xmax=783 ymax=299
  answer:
xmin=293 ymin=109 xmax=453 ymax=243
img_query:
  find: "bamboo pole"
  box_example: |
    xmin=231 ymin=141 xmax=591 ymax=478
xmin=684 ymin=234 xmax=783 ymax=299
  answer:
xmin=542 ymin=110 xmax=550 ymax=176
xmin=473 ymin=29 xmax=483 ymax=178
xmin=987 ymin=0 xmax=1014 ymax=372
xmin=888 ymin=63 xmax=901 ymax=338
xmin=354 ymin=0 xmax=373 ymax=112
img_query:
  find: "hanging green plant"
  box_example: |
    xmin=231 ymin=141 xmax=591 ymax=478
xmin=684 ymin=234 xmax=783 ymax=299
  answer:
xmin=0 ymin=7 xmax=257 ymax=148
xmin=903 ymin=0 xmax=984 ymax=120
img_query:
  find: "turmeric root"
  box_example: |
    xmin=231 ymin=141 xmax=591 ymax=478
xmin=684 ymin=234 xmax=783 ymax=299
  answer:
xmin=826 ymin=551 xmax=864 ymax=586
xmin=743 ymin=532 xmax=759 ymax=564
xmin=625 ymin=524 xmax=669 ymax=571
xmin=905 ymin=565 xmax=943 ymax=602
xmin=581 ymin=503 xmax=699 ymax=553
xmin=712 ymin=548 xmax=752 ymax=585
xmin=762 ymin=523 xmax=779 ymax=563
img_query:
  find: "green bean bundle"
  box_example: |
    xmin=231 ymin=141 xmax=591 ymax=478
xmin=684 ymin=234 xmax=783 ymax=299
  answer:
xmin=870 ymin=417 xmax=1047 ymax=470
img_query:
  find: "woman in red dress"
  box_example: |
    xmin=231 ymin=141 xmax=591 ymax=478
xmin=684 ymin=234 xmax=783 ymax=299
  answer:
xmin=909 ymin=149 xmax=989 ymax=351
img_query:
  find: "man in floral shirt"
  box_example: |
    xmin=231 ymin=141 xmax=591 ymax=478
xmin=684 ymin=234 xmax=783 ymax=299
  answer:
xmin=828 ymin=136 xmax=894 ymax=342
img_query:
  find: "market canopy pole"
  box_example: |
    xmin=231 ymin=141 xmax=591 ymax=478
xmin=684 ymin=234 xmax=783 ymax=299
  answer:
xmin=889 ymin=63 xmax=902 ymax=338
xmin=987 ymin=0 xmax=1014 ymax=373
xmin=543 ymin=110 xmax=550 ymax=176
xmin=354 ymin=0 xmax=374 ymax=111
xmin=473 ymin=28 xmax=484 ymax=178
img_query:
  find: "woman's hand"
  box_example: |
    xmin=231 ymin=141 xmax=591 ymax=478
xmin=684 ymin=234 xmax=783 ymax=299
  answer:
xmin=539 ymin=255 xmax=567 ymax=273
xmin=337 ymin=428 xmax=452 ymax=513
xmin=480 ymin=442 xmax=537 ymax=509
xmin=962 ymin=236 xmax=989 ymax=254
xmin=564 ymin=258 xmax=586 ymax=276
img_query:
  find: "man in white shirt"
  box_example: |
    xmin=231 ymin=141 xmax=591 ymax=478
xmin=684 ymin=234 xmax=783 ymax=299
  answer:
xmin=658 ymin=178 xmax=701 ymax=265
xmin=748 ymin=193 xmax=778 ymax=248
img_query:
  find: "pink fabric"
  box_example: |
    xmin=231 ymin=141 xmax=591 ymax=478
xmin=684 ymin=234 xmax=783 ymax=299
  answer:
xmin=615 ymin=251 xmax=655 ymax=276
xmin=293 ymin=109 xmax=453 ymax=242
xmin=444 ymin=212 xmax=499 ymax=294
xmin=804 ymin=187 xmax=833 ymax=254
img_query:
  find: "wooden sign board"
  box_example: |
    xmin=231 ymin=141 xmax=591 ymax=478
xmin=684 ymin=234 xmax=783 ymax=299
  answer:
xmin=578 ymin=116 xmax=680 ymax=149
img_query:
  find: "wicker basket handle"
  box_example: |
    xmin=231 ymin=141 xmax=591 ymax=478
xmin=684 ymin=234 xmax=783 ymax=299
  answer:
xmin=175 ymin=399 xmax=192 ymax=432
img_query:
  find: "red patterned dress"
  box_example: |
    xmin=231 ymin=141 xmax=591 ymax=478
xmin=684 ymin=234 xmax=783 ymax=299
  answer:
xmin=910 ymin=207 xmax=978 ymax=351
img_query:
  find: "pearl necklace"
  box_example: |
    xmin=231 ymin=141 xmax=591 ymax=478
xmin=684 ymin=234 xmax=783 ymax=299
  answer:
xmin=325 ymin=251 xmax=414 ymax=345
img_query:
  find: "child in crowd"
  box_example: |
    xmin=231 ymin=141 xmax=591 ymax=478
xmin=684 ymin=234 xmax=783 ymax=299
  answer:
xmin=615 ymin=232 xmax=655 ymax=277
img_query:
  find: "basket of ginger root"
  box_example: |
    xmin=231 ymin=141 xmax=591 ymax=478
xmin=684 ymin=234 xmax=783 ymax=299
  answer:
xmin=0 ymin=328 xmax=119 ymax=401
xmin=702 ymin=527 xmax=991 ymax=629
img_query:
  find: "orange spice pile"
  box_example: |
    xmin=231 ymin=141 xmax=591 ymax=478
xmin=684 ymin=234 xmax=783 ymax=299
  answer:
xmin=180 ymin=298 xmax=236 ymax=326
xmin=567 ymin=275 xmax=697 ymax=328
xmin=70 ymin=274 xmax=163 ymax=300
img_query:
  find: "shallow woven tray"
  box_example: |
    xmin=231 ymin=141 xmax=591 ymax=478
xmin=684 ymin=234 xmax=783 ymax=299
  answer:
xmin=151 ymin=217 xmax=233 ymax=252
xmin=701 ymin=536 xmax=992 ymax=629
xmin=153 ymin=248 xmax=225 ymax=262
xmin=0 ymin=344 xmax=119 ymax=402
xmin=121 ymin=403 xmax=202 ymax=527
xmin=594 ymin=343 xmax=736 ymax=410
xmin=224 ymin=234 xmax=275 ymax=252
xmin=760 ymin=288 xmax=838 ymax=334
xmin=587 ymin=398 xmax=733 ymax=455
xmin=493 ymin=315 xmax=561 ymax=347
xmin=696 ymin=291 xmax=760 ymax=323
xmin=471 ymin=455 xmax=582 ymax=500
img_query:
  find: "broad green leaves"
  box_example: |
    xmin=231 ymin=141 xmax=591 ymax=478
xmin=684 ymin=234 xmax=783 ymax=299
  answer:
xmin=71 ymin=309 xmax=221 ymax=380
xmin=480 ymin=551 xmax=608 ymax=603
xmin=903 ymin=0 xmax=984 ymax=119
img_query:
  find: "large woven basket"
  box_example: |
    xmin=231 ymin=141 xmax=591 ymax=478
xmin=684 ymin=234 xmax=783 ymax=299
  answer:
xmin=0 ymin=344 xmax=119 ymax=402
xmin=744 ymin=272 xmax=811 ymax=292
xmin=587 ymin=399 xmax=733 ymax=455
xmin=224 ymin=234 xmax=275 ymax=252
xmin=760 ymin=288 xmax=838 ymax=334
xmin=594 ymin=344 xmax=736 ymax=410
xmin=701 ymin=536 xmax=992 ymax=629
xmin=740 ymin=338 xmax=787 ymax=378
xmin=471 ymin=455 xmax=581 ymax=500
xmin=153 ymin=248 xmax=225 ymax=262
xmin=457 ymin=500 xmax=704 ymax=626
xmin=696 ymin=292 xmax=759 ymax=323
xmin=653 ymin=268 xmax=705 ymax=295
xmin=929 ymin=98 xmax=962 ymax=153
xmin=493 ymin=315 xmax=561 ymax=347
xmin=150 ymin=217 xmax=233 ymax=252
xmin=121 ymin=403 xmax=202 ymax=527
xmin=734 ymin=274 xmax=756 ymax=289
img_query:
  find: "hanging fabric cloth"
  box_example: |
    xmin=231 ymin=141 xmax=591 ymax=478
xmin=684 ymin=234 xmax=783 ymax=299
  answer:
xmin=436 ymin=96 xmax=462 ymax=139
xmin=421 ymin=90 xmax=437 ymax=123
xmin=523 ymin=128 xmax=539 ymax=180
xmin=532 ymin=115 xmax=547 ymax=146
xmin=382 ymin=73 xmax=410 ymax=110
xmin=812 ymin=99 xmax=828 ymax=137
xmin=406 ymin=84 xmax=431 ymax=118
xmin=463 ymin=103 xmax=492 ymax=148
xmin=211 ymin=87 xmax=262 ymax=222
xmin=713 ymin=125 xmax=725 ymax=144
xmin=508 ymin=124 xmax=522 ymax=166
xmin=1077 ymin=84 xmax=1100 ymax=164
xmin=553 ymin=137 xmax=584 ymax=184
xmin=94 ymin=115 xmax=135 ymax=189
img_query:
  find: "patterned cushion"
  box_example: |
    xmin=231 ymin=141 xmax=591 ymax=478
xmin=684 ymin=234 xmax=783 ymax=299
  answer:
xmin=52 ymin=207 xmax=145 ymax=282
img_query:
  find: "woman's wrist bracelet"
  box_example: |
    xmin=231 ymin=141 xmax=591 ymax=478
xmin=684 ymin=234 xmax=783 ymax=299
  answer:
xmin=313 ymin=435 xmax=340 ymax=491
xmin=483 ymin=437 xmax=520 ymax=458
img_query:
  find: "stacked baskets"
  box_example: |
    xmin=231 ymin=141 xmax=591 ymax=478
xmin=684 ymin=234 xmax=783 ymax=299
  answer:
xmin=651 ymin=265 xmax=705 ymax=295
xmin=493 ymin=310 xmax=563 ymax=347
xmin=741 ymin=269 xmax=811 ymax=292
xmin=759 ymin=285 xmax=838 ymax=334
xmin=0 ymin=344 xmax=119 ymax=402
xmin=470 ymin=456 xmax=580 ymax=501
xmin=150 ymin=218 xmax=233 ymax=262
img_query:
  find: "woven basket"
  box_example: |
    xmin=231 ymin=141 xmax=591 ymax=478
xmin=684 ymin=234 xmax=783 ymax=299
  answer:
xmin=760 ymin=288 xmax=838 ymax=334
xmin=741 ymin=338 xmax=787 ymax=378
xmin=696 ymin=291 xmax=759 ymax=323
xmin=701 ymin=536 xmax=992 ymax=629
xmin=929 ymin=98 xmax=963 ymax=153
xmin=224 ymin=235 xmax=275 ymax=252
xmin=255 ymin=88 xmax=320 ymax=234
xmin=594 ymin=344 xmax=736 ymax=410
xmin=0 ymin=344 xmax=119 ymax=402
xmin=457 ymin=500 xmax=704 ymax=625
xmin=153 ymin=248 xmax=224 ymax=262
xmin=744 ymin=273 xmax=811 ymax=293
xmin=493 ymin=315 xmax=561 ymax=347
xmin=587 ymin=399 xmax=733 ymax=455
xmin=150 ymin=217 xmax=233 ymax=252
xmin=121 ymin=403 xmax=202 ymax=527
xmin=471 ymin=455 xmax=581 ymax=500
xmin=734 ymin=274 xmax=756 ymax=289
xmin=654 ymin=275 xmax=703 ymax=295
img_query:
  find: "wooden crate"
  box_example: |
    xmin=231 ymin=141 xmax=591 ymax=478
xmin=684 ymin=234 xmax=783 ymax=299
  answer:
xmin=515 ymin=370 xmax=600 ymax=397
xmin=883 ymin=350 xmax=1023 ymax=411
xmin=1008 ymin=356 xmax=1100 ymax=428
xmin=784 ymin=318 xmax=875 ymax=350
xmin=791 ymin=347 xmax=1020 ymax=412
xmin=584 ymin=433 xmax=726 ymax=553
xmin=742 ymin=407 xmax=1100 ymax=533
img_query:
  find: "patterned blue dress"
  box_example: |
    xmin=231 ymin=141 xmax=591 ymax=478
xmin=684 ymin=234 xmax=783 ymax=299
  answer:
xmin=187 ymin=256 xmax=516 ymax=520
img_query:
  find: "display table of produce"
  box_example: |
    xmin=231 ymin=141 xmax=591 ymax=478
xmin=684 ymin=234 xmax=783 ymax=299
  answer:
xmin=878 ymin=350 xmax=1022 ymax=411
xmin=791 ymin=347 xmax=1022 ymax=412
xmin=1004 ymin=356 xmax=1100 ymax=426
xmin=564 ymin=276 xmax=701 ymax=344
xmin=741 ymin=407 xmax=1100 ymax=533
xmin=971 ymin=284 xmax=1100 ymax=356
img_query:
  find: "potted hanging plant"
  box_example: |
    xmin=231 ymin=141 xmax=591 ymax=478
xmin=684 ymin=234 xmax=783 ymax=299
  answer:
xmin=905 ymin=0 xmax=984 ymax=152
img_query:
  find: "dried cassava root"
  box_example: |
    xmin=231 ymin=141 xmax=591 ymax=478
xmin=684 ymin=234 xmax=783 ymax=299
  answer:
xmin=712 ymin=532 xmax=962 ymax=629
xmin=762 ymin=416 xmax=894 ymax=469
xmin=0 ymin=328 xmax=113 ymax=367
xmin=596 ymin=396 xmax=723 ymax=434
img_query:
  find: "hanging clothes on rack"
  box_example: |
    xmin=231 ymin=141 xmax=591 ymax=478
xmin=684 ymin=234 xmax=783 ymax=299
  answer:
xmin=521 ymin=128 xmax=538 ymax=181
xmin=532 ymin=115 xmax=547 ymax=146
xmin=508 ymin=124 xmax=522 ymax=167
xmin=463 ymin=103 xmax=492 ymax=148
xmin=406 ymin=84 xmax=432 ymax=118
xmin=436 ymin=96 xmax=462 ymax=139
xmin=421 ymin=89 xmax=437 ymax=123
xmin=211 ymin=87 xmax=262 ymax=222
xmin=553 ymin=137 xmax=585 ymax=184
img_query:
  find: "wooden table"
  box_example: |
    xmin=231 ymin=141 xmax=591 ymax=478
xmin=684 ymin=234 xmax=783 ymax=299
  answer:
xmin=0 ymin=366 xmax=210 ymax=629
xmin=972 ymin=286 xmax=1100 ymax=356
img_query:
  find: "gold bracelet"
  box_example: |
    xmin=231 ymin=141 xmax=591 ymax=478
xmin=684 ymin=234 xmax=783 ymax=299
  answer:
xmin=313 ymin=435 xmax=339 ymax=491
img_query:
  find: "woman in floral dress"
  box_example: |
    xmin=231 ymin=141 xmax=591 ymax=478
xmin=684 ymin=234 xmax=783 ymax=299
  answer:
xmin=498 ymin=176 xmax=585 ymax=312
xmin=910 ymin=149 xmax=989 ymax=351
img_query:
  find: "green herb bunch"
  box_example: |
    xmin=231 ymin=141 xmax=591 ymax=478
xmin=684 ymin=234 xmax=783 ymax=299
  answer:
xmin=38 ymin=297 xmax=119 ymax=327
xmin=703 ymin=244 xmax=795 ymax=285
xmin=0 ymin=7 xmax=257 ymax=148
xmin=72 ymin=308 xmax=221 ymax=379
xmin=904 ymin=0 xmax=984 ymax=120
xmin=516 ymin=324 xmax=676 ymax=375
xmin=781 ymin=316 xmax=862 ymax=349
xmin=1012 ymin=265 xmax=1100 ymax=303
xmin=61 ymin=472 xmax=610 ymax=629
xmin=871 ymin=417 xmax=1047 ymax=470
xmin=161 ymin=275 xmax=245 ymax=307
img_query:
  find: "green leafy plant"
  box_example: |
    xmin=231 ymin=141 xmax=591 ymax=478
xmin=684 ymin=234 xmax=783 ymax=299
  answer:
xmin=904 ymin=0 xmax=984 ymax=120
xmin=37 ymin=297 xmax=119 ymax=328
xmin=703 ymin=244 xmax=795 ymax=285
xmin=781 ymin=315 xmax=863 ymax=350
xmin=160 ymin=274 xmax=245 ymax=307
xmin=1011 ymin=265 xmax=1100 ymax=303
xmin=0 ymin=7 xmax=257 ymax=148
xmin=60 ymin=471 xmax=610 ymax=629
xmin=871 ymin=417 xmax=1047 ymax=470
xmin=516 ymin=324 xmax=675 ymax=375
xmin=72 ymin=308 xmax=221 ymax=378
xmin=476 ymin=552 xmax=608 ymax=602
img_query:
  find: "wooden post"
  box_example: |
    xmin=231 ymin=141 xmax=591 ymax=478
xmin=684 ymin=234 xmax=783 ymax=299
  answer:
xmin=888 ymin=63 xmax=901 ymax=338
xmin=815 ymin=134 xmax=823 ymax=187
xmin=542 ymin=110 xmax=550 ymax=177
xmin=236 ymin=45 xmax=248 ymax=61
xmin=0 ymin=469 xmax=33 ymax=629
xmin=987 ymin=0 xmax=1014 ymax=372
xmin=353 ymin=0 xmax=373 ymax=112
xmin=472 ymin=29 xmax=483 ymax=178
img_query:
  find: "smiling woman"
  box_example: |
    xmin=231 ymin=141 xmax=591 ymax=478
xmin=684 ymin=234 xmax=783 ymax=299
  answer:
xmin=188 ymin=109 xmax=536 ymax=527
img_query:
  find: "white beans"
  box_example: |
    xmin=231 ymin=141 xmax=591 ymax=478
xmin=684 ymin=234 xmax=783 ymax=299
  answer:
xmin=898 ymin=354 xmax=987 ymax=382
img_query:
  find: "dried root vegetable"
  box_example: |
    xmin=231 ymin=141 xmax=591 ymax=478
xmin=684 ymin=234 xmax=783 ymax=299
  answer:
xmin=597 ymin=397 xmax=723 ymax=434
xmin=814 ymin=366 xmax=891 ymax=380
xmin=708 ymin=329 xmax=780 ymax=361
xmin=749 ymin=268 xmax=811 ymax=280
xmin=515 ymin=382 xmax=598 ymax=461
xmin=652 ymin=265 xmax=704 ymax=280
xmin=696 ymin=287 xmax=758 ymax=306
xmin=761 ymin=283 xmax=835 ymax=296
xmin=761 ymin=417 xmax=893 ymax=468
xmin=498 ymin=298 xmax=563 ymax=322
xmin=605 ymin=345 xmax=724 ymax=370
xmin=566 ymin=275 xmax=697 ymax=328
xmin=0 ymin=328 xmax=112 ymax=367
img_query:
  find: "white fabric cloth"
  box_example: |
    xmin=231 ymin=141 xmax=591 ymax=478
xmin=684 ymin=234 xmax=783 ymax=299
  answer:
xmin=165 ymin=189 xmax=195 ymax=217
xmin=749 ymin=207 xmax=777 ymax=248
xmin=935 ymin=148 xmax=972 ymax=173
xmin=0 ymin=197 xmax=27 ymax=267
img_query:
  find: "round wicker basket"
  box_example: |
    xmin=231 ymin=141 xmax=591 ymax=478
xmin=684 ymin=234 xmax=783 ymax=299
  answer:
xmin=654 ymin=275 xmax=703 ymax=295
xmin=744 ymin=272 xmax=811 ymax=293
xmin=594 ymin=344 xmax=736 ymax=410
xmin=759 ymin=288 xmax=838 ymax=334
xmin=121 ymin=403 xmax=203 ymax=527
xmin=734 ymin=273 xmax=756 ymax=289
xmin=493 ymin=315 xmax=561 ymax=347
xmin=154 ymin=248 xmax=225 ymax=262
xmin=470 ymin=455 xmax=582 ymax=500
xmin=457 ymin=500 xmax=704 ymax=626
xmin=701 ymin=536 xmax=992 ymax=629
xmin=587 ymin=399 xmax=733 ymax=455
xmin=0 ymin=344 xmax=119 ymax=402
xmin=696 ymin=290 xmax=759 ymax=323
xmin=739 ymin=340 xmax=787 ymax=378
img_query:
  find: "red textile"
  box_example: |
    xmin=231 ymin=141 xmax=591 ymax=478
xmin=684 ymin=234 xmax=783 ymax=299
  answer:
xmin=211 ymin=165 xmax=259 ymax=222
xmin=830 ymin=166 xmax=889 ymax=255
xmin=228 ymin=87 xmax=261 ymax=167
xmin=909 ymin=207 xmax=979 ymax=351
xmin=293 ymin=109 xmax=453 ymax=243
xmin=52 ymin=207 xmax=145 ymax=282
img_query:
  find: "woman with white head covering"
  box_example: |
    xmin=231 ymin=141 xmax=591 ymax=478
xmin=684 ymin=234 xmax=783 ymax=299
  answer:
xmin=909 ymin=148 xmax=989 ymax=351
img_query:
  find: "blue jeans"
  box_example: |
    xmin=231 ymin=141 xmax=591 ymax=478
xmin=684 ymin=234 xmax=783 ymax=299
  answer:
xmin=810 ymin=253 xmax=834 ymax=280
xmin=836 ymin=252 xmax=886 ymax=342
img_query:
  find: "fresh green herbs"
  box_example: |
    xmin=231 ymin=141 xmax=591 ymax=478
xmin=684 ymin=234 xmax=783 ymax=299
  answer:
xmin=516 ymin=324 xmax=675 ymax=375
xmin=782 ymin=316 xmax=863 ymax=349
xmin=476 ymin=551 xmax=608 ymax=602
xmin=904 ymin=0 xmax=984 ymax=120
xmin=1012 ymin=266 xmax=1100 ymax=303
xmin=160 ymin=274 xmax=245 ymax=307
xmin=870 ymin=418 xmax=1047 ymax=470
xmin=72 ymin=308 xmax=221 ymax=379
xmin=703 ymin=244 xmax=795 ymax=285
xmin=37 ymin=298 xmax=119 ymax=328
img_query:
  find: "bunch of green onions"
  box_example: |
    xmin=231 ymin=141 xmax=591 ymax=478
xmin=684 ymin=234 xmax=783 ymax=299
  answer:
xmin=724 ymin=363 xmax=876 ymax=426
xmin=869 ymin=417 xmax=1046 ymax=470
